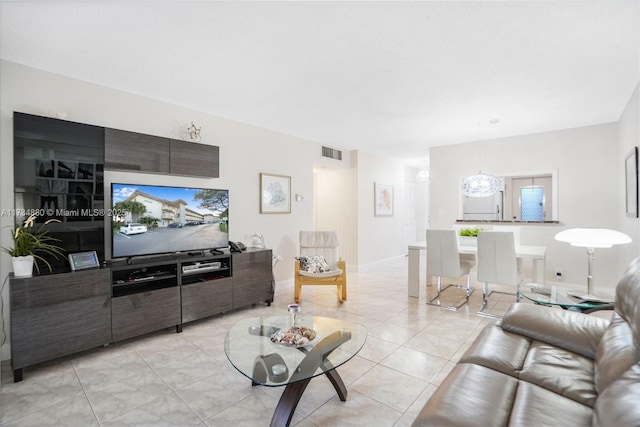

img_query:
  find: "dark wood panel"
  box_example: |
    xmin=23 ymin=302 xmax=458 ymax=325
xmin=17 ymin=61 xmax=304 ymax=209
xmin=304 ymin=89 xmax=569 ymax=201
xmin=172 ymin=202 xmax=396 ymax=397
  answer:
xmin=10 ymin=269 xmax=111 ymax=370
xmin=169 ymin=139 xmax=219 ymax=177
xmin=232 ymin=249 xmax=273 ymax=308
xmin=104 ymin=128 xmax=170 ymax=173
xmin=111 ymin=287 xmax=180 ymax=342
xmin=181 ymin=277 xmax=233 ymax=323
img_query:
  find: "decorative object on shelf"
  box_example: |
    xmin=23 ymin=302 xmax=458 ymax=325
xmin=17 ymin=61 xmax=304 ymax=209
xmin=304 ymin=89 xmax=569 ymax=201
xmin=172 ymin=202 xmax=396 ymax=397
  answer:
xmin=374 ymin=182 xmax=394 ymax=217
xmin=554 ymin=228 xmax=631 ymax=302
xmin=625 ymin=146 xmax=638 ymax=218
xmin=251 ymin=233 xmax=265 ymax=248
xmin=183 ymin=122 xmax=201 ymax=143
xmin=462 ymin=121 xmax=501 ymax=198
xmin=260 ymin=173 xmax=291 ymax=214
xmin=2 ymin=214 xmax=64 ymax=277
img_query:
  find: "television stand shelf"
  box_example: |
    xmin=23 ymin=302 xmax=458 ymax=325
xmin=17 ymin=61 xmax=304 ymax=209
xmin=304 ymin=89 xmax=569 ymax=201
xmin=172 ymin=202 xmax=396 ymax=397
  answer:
xmin=10 ymin=248 xmax=273 ymax=382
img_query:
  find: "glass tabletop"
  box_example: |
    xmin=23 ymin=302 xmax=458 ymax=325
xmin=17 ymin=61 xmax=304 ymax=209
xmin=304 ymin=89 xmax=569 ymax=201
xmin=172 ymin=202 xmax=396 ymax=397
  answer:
xmin=224 ymin=316 xmax=368 ymax=387
xmin=518 ymin=284 xmax=615 ymax=310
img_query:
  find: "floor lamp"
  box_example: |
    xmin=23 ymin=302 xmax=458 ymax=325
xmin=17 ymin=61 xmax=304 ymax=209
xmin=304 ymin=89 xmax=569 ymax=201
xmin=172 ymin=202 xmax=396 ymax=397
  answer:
xmin=555 ymin=228 xmax=631 ymax=302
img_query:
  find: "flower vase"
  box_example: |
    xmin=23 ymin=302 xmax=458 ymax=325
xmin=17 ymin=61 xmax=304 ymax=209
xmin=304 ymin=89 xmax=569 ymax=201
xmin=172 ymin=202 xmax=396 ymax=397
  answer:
xmin=12 ymin=255 xmax=34 ymax=278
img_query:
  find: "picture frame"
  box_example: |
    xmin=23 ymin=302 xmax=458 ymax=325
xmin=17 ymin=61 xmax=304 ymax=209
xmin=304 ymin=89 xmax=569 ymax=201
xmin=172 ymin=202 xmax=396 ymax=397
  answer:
xmin=625 ymin=146 xmax=639 ymax=218
xmin=260 ymin=173 xmax=291 ymax=214
xmin=374 ymin=182 xmax=394 ymax=217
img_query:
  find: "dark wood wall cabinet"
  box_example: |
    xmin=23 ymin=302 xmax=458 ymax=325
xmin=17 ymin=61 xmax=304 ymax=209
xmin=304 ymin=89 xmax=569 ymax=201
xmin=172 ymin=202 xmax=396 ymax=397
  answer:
xmin=9 ymin=249 xmax=273 ymax=382
xmin=104 ymin=128 xmax=170 ymax=173
xmin=104 ymin=128 xmax=219 ymax=177
xmin=170 ymin=139 xmax=220 ymax=177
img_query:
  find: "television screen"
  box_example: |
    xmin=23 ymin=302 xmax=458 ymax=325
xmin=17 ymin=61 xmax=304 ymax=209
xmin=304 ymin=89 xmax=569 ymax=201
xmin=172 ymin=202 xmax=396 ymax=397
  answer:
xmin=111 ymin=183 xmax=229 ymax=259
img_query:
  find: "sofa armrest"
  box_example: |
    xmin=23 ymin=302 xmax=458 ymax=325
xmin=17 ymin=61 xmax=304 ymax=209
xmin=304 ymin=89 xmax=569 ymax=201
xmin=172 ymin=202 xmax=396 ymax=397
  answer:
xmin=501 ymin=303 xmax=609 ymax=359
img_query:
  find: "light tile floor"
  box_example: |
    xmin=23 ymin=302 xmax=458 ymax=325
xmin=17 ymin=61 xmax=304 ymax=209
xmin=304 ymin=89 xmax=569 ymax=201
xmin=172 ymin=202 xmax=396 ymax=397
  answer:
xmin=0 ymin=256 xmax=517 ymax=426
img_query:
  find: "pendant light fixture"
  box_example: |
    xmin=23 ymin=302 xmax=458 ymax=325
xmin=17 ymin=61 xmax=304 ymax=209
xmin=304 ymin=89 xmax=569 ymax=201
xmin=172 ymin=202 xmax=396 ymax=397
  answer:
xmin=461 ymin=121 xmax=500 ymax=198
xmin=416 ymin=158 xmax=430 ymax=182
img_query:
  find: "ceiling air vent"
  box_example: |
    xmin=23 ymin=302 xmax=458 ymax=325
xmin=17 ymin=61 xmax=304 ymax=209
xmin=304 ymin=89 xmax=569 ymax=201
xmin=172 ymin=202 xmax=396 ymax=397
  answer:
xmin=322 ymin=146 xmax=342 ymax=161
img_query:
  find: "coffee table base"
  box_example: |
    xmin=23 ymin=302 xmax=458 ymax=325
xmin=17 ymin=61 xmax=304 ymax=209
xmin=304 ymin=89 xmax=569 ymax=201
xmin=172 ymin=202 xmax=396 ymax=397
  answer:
xmin=252 ymin=329 xmax=353 ymax=426
xmin=269 ymin=369 xmax=347 ymax=427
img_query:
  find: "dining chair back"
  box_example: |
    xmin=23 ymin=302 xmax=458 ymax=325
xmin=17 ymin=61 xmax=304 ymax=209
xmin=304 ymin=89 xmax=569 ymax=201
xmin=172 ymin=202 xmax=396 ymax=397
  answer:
xmin=477 ymin=231 xmax=522 ymax=316
xmin=426 ymin=229 xmax=475 ymax=310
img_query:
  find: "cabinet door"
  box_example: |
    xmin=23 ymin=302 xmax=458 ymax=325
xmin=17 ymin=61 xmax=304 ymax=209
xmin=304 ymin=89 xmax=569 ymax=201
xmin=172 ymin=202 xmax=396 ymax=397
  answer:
xmin=10 ymin=269 xmax=111 ymax=370
xmin=111 ymin=287 xmax=180 ymax=342
xmin=181 ymin=277 xmax=233 ymax=323
xmin=169 ymin=139 xmax=219 ymax=177
xmin=232 ymin=250 xmax=273 ymax=308
xmin=105 ymin=128 xmax=170 ymax=173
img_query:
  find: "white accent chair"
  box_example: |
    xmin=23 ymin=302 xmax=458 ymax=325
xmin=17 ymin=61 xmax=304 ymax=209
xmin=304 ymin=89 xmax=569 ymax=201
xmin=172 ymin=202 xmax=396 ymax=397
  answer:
xmin=294 ymin=231 xmax=346 ymax=303
xmin=426 ymin=229 xmax=476 ymax=310
xmin=476 ymin=231 xmax=522 ymax=317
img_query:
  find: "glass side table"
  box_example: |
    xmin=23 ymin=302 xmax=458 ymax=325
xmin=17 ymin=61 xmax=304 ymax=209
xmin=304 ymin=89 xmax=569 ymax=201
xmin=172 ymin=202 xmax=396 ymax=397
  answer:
xmin=518 ymin=284 xmax=615 ymax=313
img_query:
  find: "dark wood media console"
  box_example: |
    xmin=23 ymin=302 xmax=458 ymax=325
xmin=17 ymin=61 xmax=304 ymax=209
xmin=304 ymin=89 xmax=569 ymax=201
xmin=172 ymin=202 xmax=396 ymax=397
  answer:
xmin=10 ymin=248 xmax=273 ymax=382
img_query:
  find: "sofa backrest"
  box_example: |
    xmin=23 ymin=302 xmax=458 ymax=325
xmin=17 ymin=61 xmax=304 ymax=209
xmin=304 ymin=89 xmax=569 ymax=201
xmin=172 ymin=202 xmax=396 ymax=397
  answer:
xmin=593 ymin=257 xmax=640 ymax=425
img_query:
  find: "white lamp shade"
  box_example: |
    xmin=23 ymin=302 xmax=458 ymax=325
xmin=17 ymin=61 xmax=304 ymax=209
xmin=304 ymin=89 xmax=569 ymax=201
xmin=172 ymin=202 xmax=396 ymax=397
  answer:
xmin=554 ymin=228 xmax=632 ymax=248
xmin=417 ymin=170 xmax=430 ymax=182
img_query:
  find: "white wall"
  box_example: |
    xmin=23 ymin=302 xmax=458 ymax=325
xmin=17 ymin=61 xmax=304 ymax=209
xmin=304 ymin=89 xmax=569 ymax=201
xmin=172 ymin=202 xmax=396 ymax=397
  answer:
xmin=314 ymin=166 xmax=358 ymax=266
xmin=356 ymin=150 xmax=409 ymax=266
xmin=430 ymin=117 xmax=640 ymax=289
xmin=617 ymin=83 xmax=640 ymax=273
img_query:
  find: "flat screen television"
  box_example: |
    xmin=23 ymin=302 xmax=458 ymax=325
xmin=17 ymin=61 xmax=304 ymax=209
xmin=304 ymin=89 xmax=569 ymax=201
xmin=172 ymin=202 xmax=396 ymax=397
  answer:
xmin=111 ymin=183 xmax=229 ymax=259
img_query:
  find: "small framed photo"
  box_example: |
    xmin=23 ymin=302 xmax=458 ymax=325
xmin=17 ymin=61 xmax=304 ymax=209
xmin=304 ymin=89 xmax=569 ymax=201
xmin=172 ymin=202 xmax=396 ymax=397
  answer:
xmin=260 ymin=173 xmax=291 ymax=214
xmin=374 ymin=182 xmax=394 ymax=217
xmin=625 ymin=147 xmax=639 ymax=218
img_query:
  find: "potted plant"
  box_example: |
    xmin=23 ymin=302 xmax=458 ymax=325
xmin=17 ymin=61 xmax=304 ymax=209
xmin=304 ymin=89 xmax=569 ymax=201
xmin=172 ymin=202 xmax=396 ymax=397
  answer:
xmin=2 ymin=214 xmax=64 ymax=277
xmin=459 ymin=227 xmax=484 ymax=246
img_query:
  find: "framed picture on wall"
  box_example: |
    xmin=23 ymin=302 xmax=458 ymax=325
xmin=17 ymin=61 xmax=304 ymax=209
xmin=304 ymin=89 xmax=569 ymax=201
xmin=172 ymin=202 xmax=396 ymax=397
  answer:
xmin=374 ymin=182 xmax=394 ymax=217
xmin=625 ymin=146 xmax=639 ymax=218
xmin=260 ymin=173 xmax=291 ymax=214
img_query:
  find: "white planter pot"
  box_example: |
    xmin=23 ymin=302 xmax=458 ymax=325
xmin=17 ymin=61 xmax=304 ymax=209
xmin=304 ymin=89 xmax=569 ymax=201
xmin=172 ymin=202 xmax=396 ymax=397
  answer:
xmin=458 ymin=236 xmax=478 ymax=247
xmin=12 ymin=255 xmax=34 ymax=278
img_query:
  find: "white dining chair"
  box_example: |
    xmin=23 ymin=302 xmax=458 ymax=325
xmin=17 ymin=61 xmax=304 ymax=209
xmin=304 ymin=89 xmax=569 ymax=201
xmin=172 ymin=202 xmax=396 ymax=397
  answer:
xmin=476 ymin=231 xmax=523 ymax=317
xmin=426 ymin=229 xmax=476 ymax=310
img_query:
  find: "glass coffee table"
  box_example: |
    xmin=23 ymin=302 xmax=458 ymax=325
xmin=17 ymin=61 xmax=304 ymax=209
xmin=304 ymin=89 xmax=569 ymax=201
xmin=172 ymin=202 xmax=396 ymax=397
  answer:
xmin=224 ymin=315 xmax=367 ymax=427
xmin=518 ymin=284 xmax=615 ymax=313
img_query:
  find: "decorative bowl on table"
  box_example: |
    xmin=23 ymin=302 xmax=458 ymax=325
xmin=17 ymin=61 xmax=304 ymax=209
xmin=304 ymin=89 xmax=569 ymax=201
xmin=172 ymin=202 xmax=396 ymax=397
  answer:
xmin=270 ymin=326 xmax=318 ymax=348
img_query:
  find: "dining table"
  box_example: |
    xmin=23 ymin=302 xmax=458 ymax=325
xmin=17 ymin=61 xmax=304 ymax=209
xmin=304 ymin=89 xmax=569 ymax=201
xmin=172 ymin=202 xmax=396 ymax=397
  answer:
xmin=407 ymin=241 xmax=547 ymax=298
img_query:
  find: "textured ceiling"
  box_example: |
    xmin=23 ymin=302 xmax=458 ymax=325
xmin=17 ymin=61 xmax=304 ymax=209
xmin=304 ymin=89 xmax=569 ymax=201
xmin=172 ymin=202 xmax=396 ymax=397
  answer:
xmin=1 ymin=1 xmax=638 ymax=167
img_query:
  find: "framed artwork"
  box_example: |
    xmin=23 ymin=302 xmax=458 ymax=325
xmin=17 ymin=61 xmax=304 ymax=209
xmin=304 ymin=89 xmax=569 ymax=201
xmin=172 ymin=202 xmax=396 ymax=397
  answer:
xmin=374 ymin=182 xmax=394 ymax=217
xmin=625 ymin=146 xmax=639 ymax=218
xmin=260 ymin=173 xmax=291 ymax=214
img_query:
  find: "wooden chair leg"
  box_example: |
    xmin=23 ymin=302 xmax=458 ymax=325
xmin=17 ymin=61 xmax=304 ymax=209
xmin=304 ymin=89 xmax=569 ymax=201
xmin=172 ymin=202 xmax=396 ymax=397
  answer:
xmin=339 ymin=280 xmax=347 ymax=301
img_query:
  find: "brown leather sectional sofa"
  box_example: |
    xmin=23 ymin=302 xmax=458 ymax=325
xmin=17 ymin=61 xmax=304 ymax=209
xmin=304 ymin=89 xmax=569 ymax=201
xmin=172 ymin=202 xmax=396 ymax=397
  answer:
xmin=413 ymin=257 xmax=640 ymax=426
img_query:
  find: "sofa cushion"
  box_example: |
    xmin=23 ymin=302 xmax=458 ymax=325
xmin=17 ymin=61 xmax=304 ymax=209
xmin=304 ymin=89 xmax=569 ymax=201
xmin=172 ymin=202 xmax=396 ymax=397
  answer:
xmin=509 ymin=380 xmax=593 ymax=426
xmin=501 ymin=303 xmax=609 ymax=359
xmin=412 ymin=363 xmax=519 ymax=427
xmin=519 ymin=341 xmax=596 ymax=407
xmin=459 ymin=323 xmax=530 ymax=376
xmin=593 ymin=363 xmax=640 ymax=427
xmin=594 ymin=312 xmax=638 ymax=393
